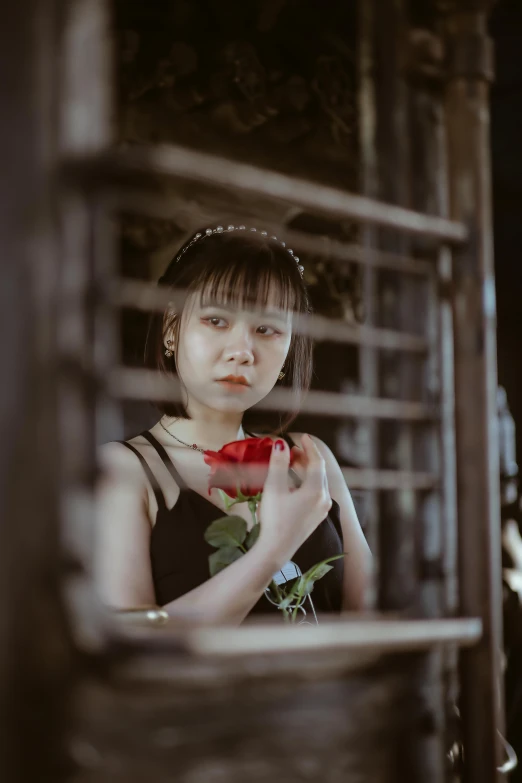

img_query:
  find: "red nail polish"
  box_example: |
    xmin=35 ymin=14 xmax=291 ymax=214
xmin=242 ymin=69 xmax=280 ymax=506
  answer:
xmin=274 ymin=439 xmax=285 ymax=451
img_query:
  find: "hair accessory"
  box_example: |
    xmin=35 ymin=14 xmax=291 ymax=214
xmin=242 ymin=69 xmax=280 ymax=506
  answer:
xmin=175 ymin=225 xmax=305 ymax=278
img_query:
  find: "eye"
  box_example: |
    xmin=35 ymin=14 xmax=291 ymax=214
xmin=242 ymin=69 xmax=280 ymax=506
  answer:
xmin=203 ymin=316 xmax=228 ymax=328
xmin=257 ymin=325 xmax=281 ymax=336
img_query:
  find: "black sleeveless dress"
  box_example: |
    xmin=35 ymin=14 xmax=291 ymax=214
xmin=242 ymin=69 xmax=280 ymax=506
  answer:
xmin=119 ymin=430 xmax=344 ymax=621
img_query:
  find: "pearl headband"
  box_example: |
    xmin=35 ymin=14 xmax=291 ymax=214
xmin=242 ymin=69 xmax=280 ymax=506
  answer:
xmin=175 ymin=225 xmax=305 ymax=278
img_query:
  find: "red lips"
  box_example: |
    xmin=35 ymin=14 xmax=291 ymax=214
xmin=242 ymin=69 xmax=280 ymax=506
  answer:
xmin=218 ymin=375 xmax=250 ymax=386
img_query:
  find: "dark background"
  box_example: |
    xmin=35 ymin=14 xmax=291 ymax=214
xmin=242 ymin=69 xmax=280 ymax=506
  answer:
xmin=491 ymin=0 xmax=522 ymax=464
xmin=491 ymin=4 xmax=522 ymax=775
xmin=116 ymin=0 xmax=522 ymax=460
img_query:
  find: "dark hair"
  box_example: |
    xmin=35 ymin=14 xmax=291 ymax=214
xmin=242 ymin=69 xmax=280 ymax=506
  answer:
xmin=144 ymin=228 xmax=314 ymax=433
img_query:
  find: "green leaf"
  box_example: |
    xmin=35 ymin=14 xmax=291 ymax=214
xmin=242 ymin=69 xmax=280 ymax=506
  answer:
xmin=277 ymin=554 xmax=345 ymax=610
xmin=303 ymin=554 xmax=345 ymax=584
xmin=245 ymin=522 xmax=261 ymax=550
xmin=278 ymin=591 xmax=299 ymax=611
xmin=278 ymin=577 xmax=308 ymax=610
xmin=208 ymin=546 xmax=243 ymax=577
xmin=297 ymin=555 xmax=344 ymax=596
xmin=204 ymin=516 xmax=247 ymax=548
xmin=217 ymin=489 xmax=236 ymax=510
xmin=235 ymin=487 xmax=247 ymax=502
xmin=305 ymin=563 xmax=334 ymax=582
xmin=236 ymin=488 xmax=263 ymax=504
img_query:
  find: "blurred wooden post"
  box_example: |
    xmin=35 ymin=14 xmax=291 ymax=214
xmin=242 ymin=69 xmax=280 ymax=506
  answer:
xmin=407 ymin=14 xmax=460 ymax=781
xmin=445 ymin=4 xmax=505 ymax=781
xmin=0 ymin=1 xmax=74 ymax=781
xmin=372 ymin=0 xmax=420 ymax=617
xmin=57 ymin=0 xmax=116 ymax=650
xmin=368 ymin=3 xmax=446 ymax=778
xmin=357 ymin=0 xmax=380 ymax=610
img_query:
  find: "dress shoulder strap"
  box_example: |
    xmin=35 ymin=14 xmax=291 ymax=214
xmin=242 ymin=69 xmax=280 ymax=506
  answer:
xmin=280 ymin=432 xmax=296 ymax=448
xmin=140 ymin=431 xmax=189 ymax=490
xmin=116 ymin=441 xmax=166 ymax=510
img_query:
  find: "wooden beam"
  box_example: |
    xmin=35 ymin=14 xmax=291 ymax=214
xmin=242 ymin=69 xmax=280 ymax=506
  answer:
xmin=61 ymin=145 xmax=469 ymax=243
xmin=445 ymin=7 xmax=505 ymax=781
xmin=109 ymin=367 xmax=438 ymax=421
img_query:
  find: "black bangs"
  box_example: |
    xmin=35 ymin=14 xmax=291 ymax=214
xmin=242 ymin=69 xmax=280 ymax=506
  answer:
xmin=196 ymin=254 xmax=299 ymax=316
xmin=181 ymin=233 xmax=308 ymax=316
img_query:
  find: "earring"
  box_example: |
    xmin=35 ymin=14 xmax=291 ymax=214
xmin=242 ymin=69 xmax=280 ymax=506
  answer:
xmin=165 ymin=340 xmax=173 ymax=358
xmin=278 ymin=367 xmax=285 ymax=381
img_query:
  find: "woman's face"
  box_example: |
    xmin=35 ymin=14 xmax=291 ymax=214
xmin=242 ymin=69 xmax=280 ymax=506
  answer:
xmin=171 ymin=284 xmax=293 ymax=415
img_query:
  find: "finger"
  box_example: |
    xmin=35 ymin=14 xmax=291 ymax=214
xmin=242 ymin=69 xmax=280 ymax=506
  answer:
xmin=323 ymin=470 xmax=330 ymax=495
xmin=300 ymin=436 xmax=327 ymax=492
xmin=299 ymin=433 xmax=322 ymax=463
xmin=263 ymin=438 xmax=290 ymax=494
xmin=289 ymin=447 xmax=307 ymax=481
xmin=290 ymin=445 xmax=307 ymax=468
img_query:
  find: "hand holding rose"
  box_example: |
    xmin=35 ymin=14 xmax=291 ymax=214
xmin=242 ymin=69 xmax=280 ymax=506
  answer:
xmin=203 ymin=434 xmax=339 ymax=622
xmin=257 ymin=435 xmax=332 ymax=565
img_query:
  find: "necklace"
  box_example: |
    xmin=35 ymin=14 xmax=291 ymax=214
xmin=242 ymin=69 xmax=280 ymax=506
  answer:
xmin=159 ymin=419 xmax=248 ymax=453
xmin=159 ymin=419 xmax=206 ymax=453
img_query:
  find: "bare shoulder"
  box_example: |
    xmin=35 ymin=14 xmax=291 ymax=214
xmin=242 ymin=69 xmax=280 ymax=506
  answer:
xmin=99 ymin=440 xmax=132 ymax=467
xmin=97 ymin=440 xmax=153 ymax=528
xmin=98 ymin=441 xmax=147 ymax=487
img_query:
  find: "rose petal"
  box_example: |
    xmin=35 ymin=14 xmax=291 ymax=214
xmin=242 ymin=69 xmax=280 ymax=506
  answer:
xmin=204 ymin=435 xmax=297 ymax=499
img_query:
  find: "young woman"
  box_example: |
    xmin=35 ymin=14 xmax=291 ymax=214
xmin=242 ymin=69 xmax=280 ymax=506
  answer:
xmin=96 ymin=225 xmax=372 ymax=626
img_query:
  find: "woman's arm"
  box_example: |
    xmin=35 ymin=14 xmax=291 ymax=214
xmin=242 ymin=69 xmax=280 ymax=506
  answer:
xmin=95 ymin=443 xmax=288 ymax=627
xmin=291 ymin=433 xmax=373 ymax=611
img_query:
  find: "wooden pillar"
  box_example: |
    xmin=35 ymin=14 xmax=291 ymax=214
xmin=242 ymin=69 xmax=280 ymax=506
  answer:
xmin=444 ymin=4 xmax=505 ymax=781
xmin=363 ymin=2 xmax=446 ymax=780
xmin=372 ymin=0 xmax=419 ymax=614
xmin=57 ymin=0 xmax=116 ymax=648
xmin=357 ymin=0 xmax=380 ymax=609
xmin=407 ymin=17 xmax=460 ymax=782
xmin=0 ymin=2 xmax=75 ymax=781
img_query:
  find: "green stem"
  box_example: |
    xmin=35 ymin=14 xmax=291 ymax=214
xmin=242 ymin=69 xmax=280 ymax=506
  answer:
xmin=247 ymin=499 xmax=258 ymax=523
xmin=270 ymin=580 xmax=291 ymax=622
xmin=249 ymin=498 xmax=290 ymax=622
xmin=291 ymin=592 xmax=306 ymax=622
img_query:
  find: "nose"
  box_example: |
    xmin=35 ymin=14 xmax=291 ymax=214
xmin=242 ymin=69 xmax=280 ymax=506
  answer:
xmin=223 ymin=324 xmax=254 ymax=365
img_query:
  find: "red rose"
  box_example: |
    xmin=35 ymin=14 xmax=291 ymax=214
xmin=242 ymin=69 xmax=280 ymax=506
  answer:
xmin=203 ymin=437 xmax=296 ymax=499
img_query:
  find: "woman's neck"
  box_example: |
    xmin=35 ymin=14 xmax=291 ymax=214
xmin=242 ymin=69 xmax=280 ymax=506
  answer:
xmin=159 ymin=416 xmax=248 ymax=452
